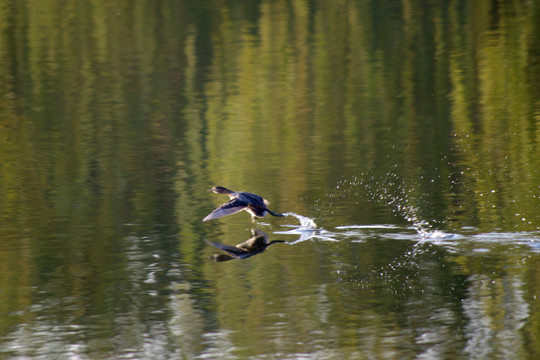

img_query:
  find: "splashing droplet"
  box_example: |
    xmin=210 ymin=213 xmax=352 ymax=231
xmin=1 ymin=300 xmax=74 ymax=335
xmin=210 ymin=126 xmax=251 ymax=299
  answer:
xmin=283 ymin=212 xmax=317 ymax=229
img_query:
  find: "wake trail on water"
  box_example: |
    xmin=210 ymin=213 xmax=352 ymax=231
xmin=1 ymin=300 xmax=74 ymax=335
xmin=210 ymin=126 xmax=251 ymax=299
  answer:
xmin=275 ymin=173 xmax=460 ymax=243
xmin=276 ymin=176 xmax=540 ymax=254
xmin=325 ymin=172 xmax=458 ymax=241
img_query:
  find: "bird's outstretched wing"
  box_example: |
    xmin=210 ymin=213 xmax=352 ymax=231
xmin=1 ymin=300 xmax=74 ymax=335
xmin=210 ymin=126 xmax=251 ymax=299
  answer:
xmin=205 ymin=240 xmax=248 ymax=258
xmin=202 ymin=199 xmax=247 ymax=222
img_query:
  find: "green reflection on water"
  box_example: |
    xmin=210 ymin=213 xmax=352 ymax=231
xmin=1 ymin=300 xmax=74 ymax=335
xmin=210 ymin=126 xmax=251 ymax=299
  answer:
xmin=1 ymin=0 xmax=540 ymax=359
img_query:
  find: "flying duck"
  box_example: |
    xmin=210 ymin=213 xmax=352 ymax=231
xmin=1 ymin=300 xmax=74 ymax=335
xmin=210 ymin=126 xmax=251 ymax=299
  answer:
xmin=202 ymin=186 xmax=285 ymax=222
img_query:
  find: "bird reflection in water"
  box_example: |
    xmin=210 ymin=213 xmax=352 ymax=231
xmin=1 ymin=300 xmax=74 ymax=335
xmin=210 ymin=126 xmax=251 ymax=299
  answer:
xmin=206 ymin=229 xmax=286 ymax=262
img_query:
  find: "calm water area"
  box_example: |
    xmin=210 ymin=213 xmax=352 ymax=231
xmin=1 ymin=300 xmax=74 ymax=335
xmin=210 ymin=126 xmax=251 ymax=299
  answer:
xmin=2 ymin=1 xmax=540 ymax=359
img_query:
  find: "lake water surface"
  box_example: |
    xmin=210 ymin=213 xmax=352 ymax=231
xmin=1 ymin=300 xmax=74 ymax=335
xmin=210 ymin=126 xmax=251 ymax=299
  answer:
xmin=1 ymin=1 xmax=540 ymax=359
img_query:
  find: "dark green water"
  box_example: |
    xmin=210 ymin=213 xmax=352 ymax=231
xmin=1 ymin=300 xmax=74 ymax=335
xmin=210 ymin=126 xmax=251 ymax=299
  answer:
xmin=1 ymin=1 xmax=540 ymax=359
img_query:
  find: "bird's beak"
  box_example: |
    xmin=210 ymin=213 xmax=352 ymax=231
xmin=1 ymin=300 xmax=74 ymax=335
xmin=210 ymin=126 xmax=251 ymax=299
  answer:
xmin=207 ymin=189 xmax=213 ymax=192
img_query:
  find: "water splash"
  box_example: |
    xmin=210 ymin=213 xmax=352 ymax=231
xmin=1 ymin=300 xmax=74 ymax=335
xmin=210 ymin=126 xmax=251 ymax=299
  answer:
xmin=335 ymin=224 xmax=398 ymax=230
xmin=283 ymin=212 xmax=317 ymax=229
xmin=328 ymin=172 xmax=455 ymax=240
xmin=275 ymin=212 xmax=329 ymax=244
xmin=288 ymin=172 xmax=458 ymax=241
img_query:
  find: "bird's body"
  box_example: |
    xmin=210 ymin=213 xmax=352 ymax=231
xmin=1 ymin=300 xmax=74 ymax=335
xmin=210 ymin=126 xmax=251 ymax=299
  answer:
xmin=206 ymin=229 xmax=285 ymax=262
xmin=203 ymin=186 xmax=285 ymax=222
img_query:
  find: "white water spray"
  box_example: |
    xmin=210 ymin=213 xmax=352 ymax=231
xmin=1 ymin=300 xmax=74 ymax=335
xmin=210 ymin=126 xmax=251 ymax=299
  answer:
xmin=283 ymin=212 xmax=318 ymax=229
xmin=332 ymin=173 xmax=454 ymax=240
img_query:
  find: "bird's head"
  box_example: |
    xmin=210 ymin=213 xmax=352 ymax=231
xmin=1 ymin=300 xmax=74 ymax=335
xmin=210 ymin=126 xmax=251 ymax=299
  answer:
xmin=208 ymin=186 xmax=232 ymax=194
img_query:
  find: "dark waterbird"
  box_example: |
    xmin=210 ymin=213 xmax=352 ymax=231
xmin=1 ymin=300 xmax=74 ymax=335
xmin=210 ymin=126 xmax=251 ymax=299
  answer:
xmin=202 ymin=186 xmax=285 ymax=222
xmin=206 ymin=229 xmax=286 ymax=262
